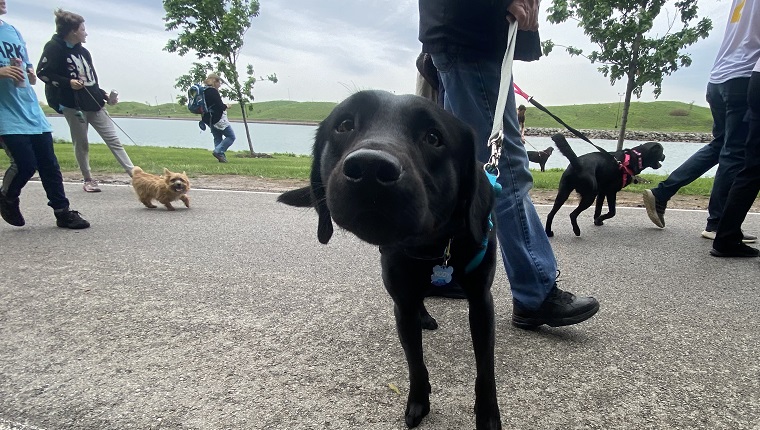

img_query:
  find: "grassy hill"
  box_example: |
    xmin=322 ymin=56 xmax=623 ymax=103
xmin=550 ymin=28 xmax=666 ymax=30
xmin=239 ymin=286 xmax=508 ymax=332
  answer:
xmin=41 ymin=99 xmax=713 ymax=133
xmin=523 ymin=100 xmax=712 ymax=132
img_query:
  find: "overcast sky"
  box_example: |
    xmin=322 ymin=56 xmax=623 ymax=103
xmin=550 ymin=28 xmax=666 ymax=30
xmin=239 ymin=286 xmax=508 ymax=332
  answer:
xmin=5 ymin=0 xmax=732 ymax=108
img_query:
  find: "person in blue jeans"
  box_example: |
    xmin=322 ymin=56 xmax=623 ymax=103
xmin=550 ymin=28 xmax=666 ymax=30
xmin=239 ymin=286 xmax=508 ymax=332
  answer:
xmin=202 ymin=73 xmax=235 ymax=163
xmin=643 ymin=0 xmax=759 ymax=243
xmin=419 ymin=0 xmax=599 ymax=328
xmin=0 ymin=0 xmax=89 ymax=229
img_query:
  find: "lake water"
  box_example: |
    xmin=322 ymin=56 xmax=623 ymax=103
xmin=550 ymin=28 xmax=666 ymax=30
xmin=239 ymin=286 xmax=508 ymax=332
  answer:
xmin=47 ymin=116 xmax=717 ymax=177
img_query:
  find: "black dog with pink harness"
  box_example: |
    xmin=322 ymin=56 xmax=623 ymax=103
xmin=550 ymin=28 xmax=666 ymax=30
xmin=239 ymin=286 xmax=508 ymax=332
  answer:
xmin=545 ymin=133 xmax=665 ymax=237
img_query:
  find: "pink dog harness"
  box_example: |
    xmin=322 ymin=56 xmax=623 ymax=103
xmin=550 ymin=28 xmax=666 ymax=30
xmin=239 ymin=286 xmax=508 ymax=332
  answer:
xmin=619 ymin=149 xmax=643 ymax=187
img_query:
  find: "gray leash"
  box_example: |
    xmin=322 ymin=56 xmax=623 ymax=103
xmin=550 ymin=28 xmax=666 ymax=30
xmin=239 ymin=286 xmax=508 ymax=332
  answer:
xmin=78 ymin=86 xmax=140 ymax=146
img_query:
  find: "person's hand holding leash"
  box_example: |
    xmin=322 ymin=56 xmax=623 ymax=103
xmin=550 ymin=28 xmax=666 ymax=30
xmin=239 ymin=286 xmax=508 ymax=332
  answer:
xmin=70 ymin=78 xmax=84 ymax=90
xmin=507 ymin=0 xmax=540 ymax=31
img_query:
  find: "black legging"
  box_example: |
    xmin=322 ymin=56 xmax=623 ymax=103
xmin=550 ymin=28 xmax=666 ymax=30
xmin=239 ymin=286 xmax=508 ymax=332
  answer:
xmin=714 ymin=71 xmax=760 ymax=247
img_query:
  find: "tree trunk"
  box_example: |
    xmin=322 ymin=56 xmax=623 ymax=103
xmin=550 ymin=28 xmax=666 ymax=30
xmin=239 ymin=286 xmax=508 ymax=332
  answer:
xmin=239 ymin=102 xmax=256 ymax=155
xmin=617 ymin=33 xmax=643 ymax=150
xmin=617 ymin=79 xmax=635 ymax=150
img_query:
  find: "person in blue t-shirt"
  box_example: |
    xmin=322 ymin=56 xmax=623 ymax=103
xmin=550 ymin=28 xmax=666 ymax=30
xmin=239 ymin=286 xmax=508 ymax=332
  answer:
xmin=0 ymin=0 xmax=89 ymax=229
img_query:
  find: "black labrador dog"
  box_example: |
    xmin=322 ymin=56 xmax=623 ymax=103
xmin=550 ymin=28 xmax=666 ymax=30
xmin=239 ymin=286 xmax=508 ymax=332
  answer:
xmin=527 ymin=146 xmax=554 ymax=172
xmin=545 ymin=133 xmax=665 ymax=237
xmin=278 ymin=90 xmax=501 ymax=429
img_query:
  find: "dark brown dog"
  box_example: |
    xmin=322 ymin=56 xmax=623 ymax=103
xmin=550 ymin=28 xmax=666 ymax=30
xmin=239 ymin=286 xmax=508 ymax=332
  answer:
xmin=545 ymin=133 xmax=665 ymax=237
xmin=527 ymin=146 xmax=554 ymax=172
xmin=278 ymin=90 xmax=501 ymax=429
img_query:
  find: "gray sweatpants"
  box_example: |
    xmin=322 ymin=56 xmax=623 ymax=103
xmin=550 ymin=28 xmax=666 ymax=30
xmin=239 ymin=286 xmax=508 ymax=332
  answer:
xmin=62 ymin=107 xmax=134 ymax=179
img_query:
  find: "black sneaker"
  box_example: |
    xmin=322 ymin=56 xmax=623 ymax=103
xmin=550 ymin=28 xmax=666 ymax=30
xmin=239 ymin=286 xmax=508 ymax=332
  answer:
xmin=0 ymin=192 xmax=25 ymax=226
xmin=512 ymin=285 xmax=600 ymax=329
xmin=55 ymin=209 xmax=90 ymax=229
xmin=642 ymin=189 xmax=666 ymax=228
xmin=709 ymin=243 xmax=760 ymax=258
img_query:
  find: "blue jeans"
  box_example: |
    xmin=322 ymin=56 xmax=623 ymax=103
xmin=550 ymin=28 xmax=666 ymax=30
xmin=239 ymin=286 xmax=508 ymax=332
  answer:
xmin=211 ymin=126 xmax=236 ymax=155
xmin=651 ymin=77 xmax=749 ymax=230
xmin=432 ymin=51 xmax=557 ymax=310
xmin=0 ymin=132 xmax=70 ymax=210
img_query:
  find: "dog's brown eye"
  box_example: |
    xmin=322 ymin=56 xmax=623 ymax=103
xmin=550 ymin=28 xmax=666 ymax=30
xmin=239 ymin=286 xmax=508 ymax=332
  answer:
xmin=336 ymin=119 xmax=355 ymax=133
xmin=425 ymin=131 xmax=442 ymax=147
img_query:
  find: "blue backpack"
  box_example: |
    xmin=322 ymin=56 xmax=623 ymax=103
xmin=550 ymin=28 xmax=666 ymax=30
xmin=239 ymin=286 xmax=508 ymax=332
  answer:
xmin=187 ymin=84 xmax=208 ymax=114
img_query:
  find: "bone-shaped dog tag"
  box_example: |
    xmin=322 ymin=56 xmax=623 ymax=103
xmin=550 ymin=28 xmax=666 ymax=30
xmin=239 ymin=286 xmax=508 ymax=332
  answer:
xmin=431 ymin=265 xmax=454 ymax=286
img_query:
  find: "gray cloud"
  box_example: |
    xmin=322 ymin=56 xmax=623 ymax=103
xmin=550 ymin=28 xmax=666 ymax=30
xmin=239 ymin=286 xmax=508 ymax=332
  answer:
xmin=7 ymin=0 xmax=726 ymax=107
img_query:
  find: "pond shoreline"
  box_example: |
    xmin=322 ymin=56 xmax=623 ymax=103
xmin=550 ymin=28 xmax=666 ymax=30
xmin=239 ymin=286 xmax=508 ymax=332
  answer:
xmin=524 ymin=127 xmax=713 ymax=143
xmin=45 ymin=114 xmax=712 ymax=143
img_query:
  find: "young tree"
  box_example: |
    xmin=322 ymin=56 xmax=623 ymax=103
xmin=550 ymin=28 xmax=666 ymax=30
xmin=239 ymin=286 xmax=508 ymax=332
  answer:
xmin=163 ymin=0 xmax=277 ymax=157
xmin=543 ymin=0 xmax=712 ymax=149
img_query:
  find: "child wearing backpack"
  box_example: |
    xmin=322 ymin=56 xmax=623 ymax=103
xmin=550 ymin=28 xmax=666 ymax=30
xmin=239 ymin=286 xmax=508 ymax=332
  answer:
xmin=198 ymin=73 xmax=235 ymax=163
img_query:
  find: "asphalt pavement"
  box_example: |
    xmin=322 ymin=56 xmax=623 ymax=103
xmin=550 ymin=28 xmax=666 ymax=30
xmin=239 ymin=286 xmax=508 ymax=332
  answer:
xmin=1 ymin=181 xmax=758 ymax=430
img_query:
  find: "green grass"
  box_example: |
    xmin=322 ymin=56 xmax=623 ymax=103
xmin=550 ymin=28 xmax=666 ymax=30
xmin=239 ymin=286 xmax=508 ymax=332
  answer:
xmin=40 ymin=100 xmax=336 ymax=123
xmin=0 ymin=140 xmax=312 ymax=179
xmin=0 ymin=141 xmax=714 ymax=197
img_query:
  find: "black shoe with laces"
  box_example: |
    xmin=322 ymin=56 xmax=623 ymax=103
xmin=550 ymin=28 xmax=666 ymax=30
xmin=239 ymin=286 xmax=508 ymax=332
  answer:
xmin=512 ymin=284 xmax=600 ymax=329
xmin=55 ymin=209 xmax=90 ymax=229
xmin=0 ymin=192 xmax=25 ymax=227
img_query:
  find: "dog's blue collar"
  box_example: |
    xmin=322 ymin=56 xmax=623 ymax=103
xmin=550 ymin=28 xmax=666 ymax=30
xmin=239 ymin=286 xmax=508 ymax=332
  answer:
xmin=431 ymin=169 xmax=500 ymax=285
xmin=463 ymin=169 xmax=500 ymax=274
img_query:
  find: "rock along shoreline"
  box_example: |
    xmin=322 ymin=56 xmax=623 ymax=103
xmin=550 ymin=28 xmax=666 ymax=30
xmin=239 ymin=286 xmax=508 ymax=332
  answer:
xmin=525 ymin=127 xmax=712 ymax=143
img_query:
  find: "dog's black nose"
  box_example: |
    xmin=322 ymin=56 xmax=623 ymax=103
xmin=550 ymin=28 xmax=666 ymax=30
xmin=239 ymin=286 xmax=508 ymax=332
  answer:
xmin=343 ymin=149 xmax=402 ymax=184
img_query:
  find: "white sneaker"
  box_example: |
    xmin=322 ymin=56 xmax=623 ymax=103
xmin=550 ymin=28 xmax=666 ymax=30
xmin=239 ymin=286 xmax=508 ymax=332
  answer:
xmin=83 ymin=179 xmax=101 ymax=193
xmin=701 ymin=229 xmax=757 ymax=244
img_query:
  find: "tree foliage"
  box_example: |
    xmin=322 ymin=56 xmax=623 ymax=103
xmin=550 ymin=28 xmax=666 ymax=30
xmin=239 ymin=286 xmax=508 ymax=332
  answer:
xmin=543 ymin=0 xmax=712 ymax=148
xmin=163 ymin=0 xmax=277 ymax=156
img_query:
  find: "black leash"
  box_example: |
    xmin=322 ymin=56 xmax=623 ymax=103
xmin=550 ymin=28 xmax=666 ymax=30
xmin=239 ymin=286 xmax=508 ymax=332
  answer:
xmin=513 ymin=83 xmax=615 ymax=160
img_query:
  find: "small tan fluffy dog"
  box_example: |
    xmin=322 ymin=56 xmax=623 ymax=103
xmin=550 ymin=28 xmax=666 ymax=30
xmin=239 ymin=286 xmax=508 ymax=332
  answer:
xmin=131 ymin=166 xmax=191 ymax=211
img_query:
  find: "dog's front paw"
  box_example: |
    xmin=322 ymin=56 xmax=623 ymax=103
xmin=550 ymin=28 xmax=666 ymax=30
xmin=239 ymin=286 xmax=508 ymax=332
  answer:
xmin=474 ymin=389 xmax=501 ymax=429
xmin=594 ymin=218 xmax=604 ymax=226
xmin=420 ymin=313 xmax=438 ymax=331
xmin=405 ymin=399 xmax=430 ymax=428
xmin=475 ymin=414 xmax=502 ymax=430
xmin=545 ymin=229 xmax=554 ymax=237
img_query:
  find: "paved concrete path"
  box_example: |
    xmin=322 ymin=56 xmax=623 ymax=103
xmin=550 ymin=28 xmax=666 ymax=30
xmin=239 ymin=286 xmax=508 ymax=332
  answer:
xmin=1 ymin=182 xmax=758 ymax=430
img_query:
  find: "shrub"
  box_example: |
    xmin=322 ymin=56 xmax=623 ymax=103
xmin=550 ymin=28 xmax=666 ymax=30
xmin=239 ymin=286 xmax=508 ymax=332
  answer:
xmin=669 ymin=109 xmax=689 ymax=117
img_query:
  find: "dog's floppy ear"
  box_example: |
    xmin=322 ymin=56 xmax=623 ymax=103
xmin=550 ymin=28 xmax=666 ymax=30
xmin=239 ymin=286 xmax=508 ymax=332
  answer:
xmin=455 ymin=124 xmax=494 ymax=243
xmin=278 ymin=187 xmax=313 ymax=207
xmin=276 ymin=121 xmax=335 ymax=244
xmin=466 ymin=169 xmax=494 ymax=243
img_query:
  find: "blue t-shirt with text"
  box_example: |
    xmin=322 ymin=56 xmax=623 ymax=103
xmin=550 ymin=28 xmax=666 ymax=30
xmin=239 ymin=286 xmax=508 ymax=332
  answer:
xmin=0 ymin=21 xmax=52 ymax=136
